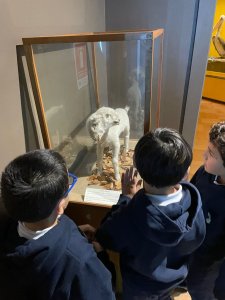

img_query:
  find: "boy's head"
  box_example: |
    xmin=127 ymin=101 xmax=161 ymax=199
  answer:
xmin=203 ymin=121 xmax=225 ymax=176
xmin=209 ymin=121 xmax=225 ymax=167
xmin=1 ymin=149 xmax=69 ymax=222
xmin=134 ymin=128 xmax=192 ymax=188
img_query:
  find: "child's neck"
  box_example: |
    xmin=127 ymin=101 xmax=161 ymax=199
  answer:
xmin=24 ymin=214 xmax=58 ymax=231
xmin=144 ymin=181 xmax=179 ymax=195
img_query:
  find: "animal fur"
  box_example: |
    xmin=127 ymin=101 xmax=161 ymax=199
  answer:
xmin=86 ymin=107 xmax=130 ymax=180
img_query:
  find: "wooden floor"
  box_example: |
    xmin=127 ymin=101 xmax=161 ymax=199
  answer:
xmin=173 ymin=98 xmax=225 ymax=300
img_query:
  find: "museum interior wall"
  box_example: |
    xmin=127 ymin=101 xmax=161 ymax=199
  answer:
xmin=0 ymin=0 xmax=105 ymax=172
xmin=105 ymin=0 xmax=216 ymax=146
xmin=105 ymin=0 xmax=197 ymax=130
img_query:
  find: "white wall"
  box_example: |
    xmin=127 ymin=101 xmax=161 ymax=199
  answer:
xmin=105 ymin=0 xmax=198 ymax=130
xmin=0 ymin=0 xmax=105 ymax=171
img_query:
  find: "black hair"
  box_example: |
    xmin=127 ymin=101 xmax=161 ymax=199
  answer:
xmin=0 ymin=149 xmax=68 ymax=222
xmin=209 ymin=121 xmax=225 ymax=167
xmin=134 ymin=128 xmax=192 ymax=188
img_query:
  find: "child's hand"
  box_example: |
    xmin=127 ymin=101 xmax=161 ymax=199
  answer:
xmin=92 ymin=241 xmax=104 ymax=253
xmin=121 ymin=167 xmax=142 ymax=198
xmin=78 ymin=224 xmax=96 ymax=242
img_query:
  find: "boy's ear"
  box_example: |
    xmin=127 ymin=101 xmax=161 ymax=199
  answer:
xmin=57 ymin=198 xmax=69 ymax=215
xmin=183 ymin=166 xmax=190 ymax=181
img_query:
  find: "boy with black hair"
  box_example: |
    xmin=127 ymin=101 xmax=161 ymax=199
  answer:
xmin=0 ymin=149 xmax=115 ymax=300
xmin=95 ymin=127 xmax=206 ymax=300
xmin=187 ymin=121 xmax=225 ymax=300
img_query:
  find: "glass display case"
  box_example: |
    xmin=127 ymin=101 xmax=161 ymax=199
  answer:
xmin=22 ymin=30 xmax=164 ymax=202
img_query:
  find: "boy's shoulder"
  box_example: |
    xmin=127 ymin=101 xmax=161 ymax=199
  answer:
xmin=190 ymin=166 xmax=225 ymax=212
xmin=0 ymin=215 xmax=101 ymax=276
xmin=191 ymin=165 xmax=206 ymax=180
xmin=191 ymin=165 xmax=221 ymax=187
xmin=0 ymin=218 xmax=15 ymax=249
xmin=191 ymin=165 xmax=213 ymax=184
xmin=59 ymin=216 xmax=100 ymax=264
xmin=180 ymin=180 xmax=201 ymax=201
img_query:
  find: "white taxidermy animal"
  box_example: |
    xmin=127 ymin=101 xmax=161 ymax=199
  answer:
xmin=86 ymin=107 xmax=130 ymax=180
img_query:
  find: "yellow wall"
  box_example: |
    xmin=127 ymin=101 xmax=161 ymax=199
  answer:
xmin=209 ymin=0 xmax=225 ymax=57
xmin=203 ymin=0 xmax=225 ymax=102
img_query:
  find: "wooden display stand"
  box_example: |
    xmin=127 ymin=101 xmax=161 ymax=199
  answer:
xmin=65 ymin=195 xmax=111 ymax=228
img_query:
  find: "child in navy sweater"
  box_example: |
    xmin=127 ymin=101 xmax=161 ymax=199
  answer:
xmin=0 ymin=149 xmax=115 ymax=300
xmin=187 ymin=121 xmax=225 ymax=300
xmin=96 ymin=128 xmax=206 ymax=300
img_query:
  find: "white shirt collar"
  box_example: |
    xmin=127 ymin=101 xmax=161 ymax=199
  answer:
xmin=214 ymin=175 xmax=225 ymax=186
xmin=146 ymin=184 xmax=183 ymax=206
xmin=17 ymin=216 xmax=61 ymax=240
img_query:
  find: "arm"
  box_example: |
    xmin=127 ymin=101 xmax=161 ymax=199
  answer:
xmin=78 ymin=224 xmax=116 ymax=287
xmin=101 ymin=167 xmax=142 ymax=223
xmin=78 ymin=224 xmax=96 ymax=242
xmin=72 ymin=252 xmax=115 ymax=300
xmin=96 ymin=167 xmax=142 ymax=251
xmin=121 ymin=166 xmax=142 ymax=199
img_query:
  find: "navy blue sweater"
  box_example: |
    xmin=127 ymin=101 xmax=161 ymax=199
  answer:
xmin=96 ymin=182 xmax=205 ymax=298
xmin=190 ymin=166 xmax=225 ymax=262
xmin=0 ymin=214 xmax=115 ymax=300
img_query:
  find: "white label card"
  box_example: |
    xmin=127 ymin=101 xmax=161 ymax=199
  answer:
xmin=84 ymin=187 xmax=121 ymax=206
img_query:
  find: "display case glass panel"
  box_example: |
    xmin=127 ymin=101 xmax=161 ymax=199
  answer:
xmin=22 ymin=30 xmax=163 ymax=202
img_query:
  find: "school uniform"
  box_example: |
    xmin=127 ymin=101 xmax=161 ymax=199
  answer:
xmin=96 ymin=182 xmax=205 ymax=300
xmin=187 ymin=166 xmax=225 ymax=300
xmin=0 ymin=214 xmax=115 ymax=300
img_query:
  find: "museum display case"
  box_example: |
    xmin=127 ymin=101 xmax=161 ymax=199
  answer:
xmin=22 ymin=30 xmax=164 ymax=205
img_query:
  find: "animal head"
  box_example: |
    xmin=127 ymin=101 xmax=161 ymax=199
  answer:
xmin=86 ymin=107 xmax=120 ymax=142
